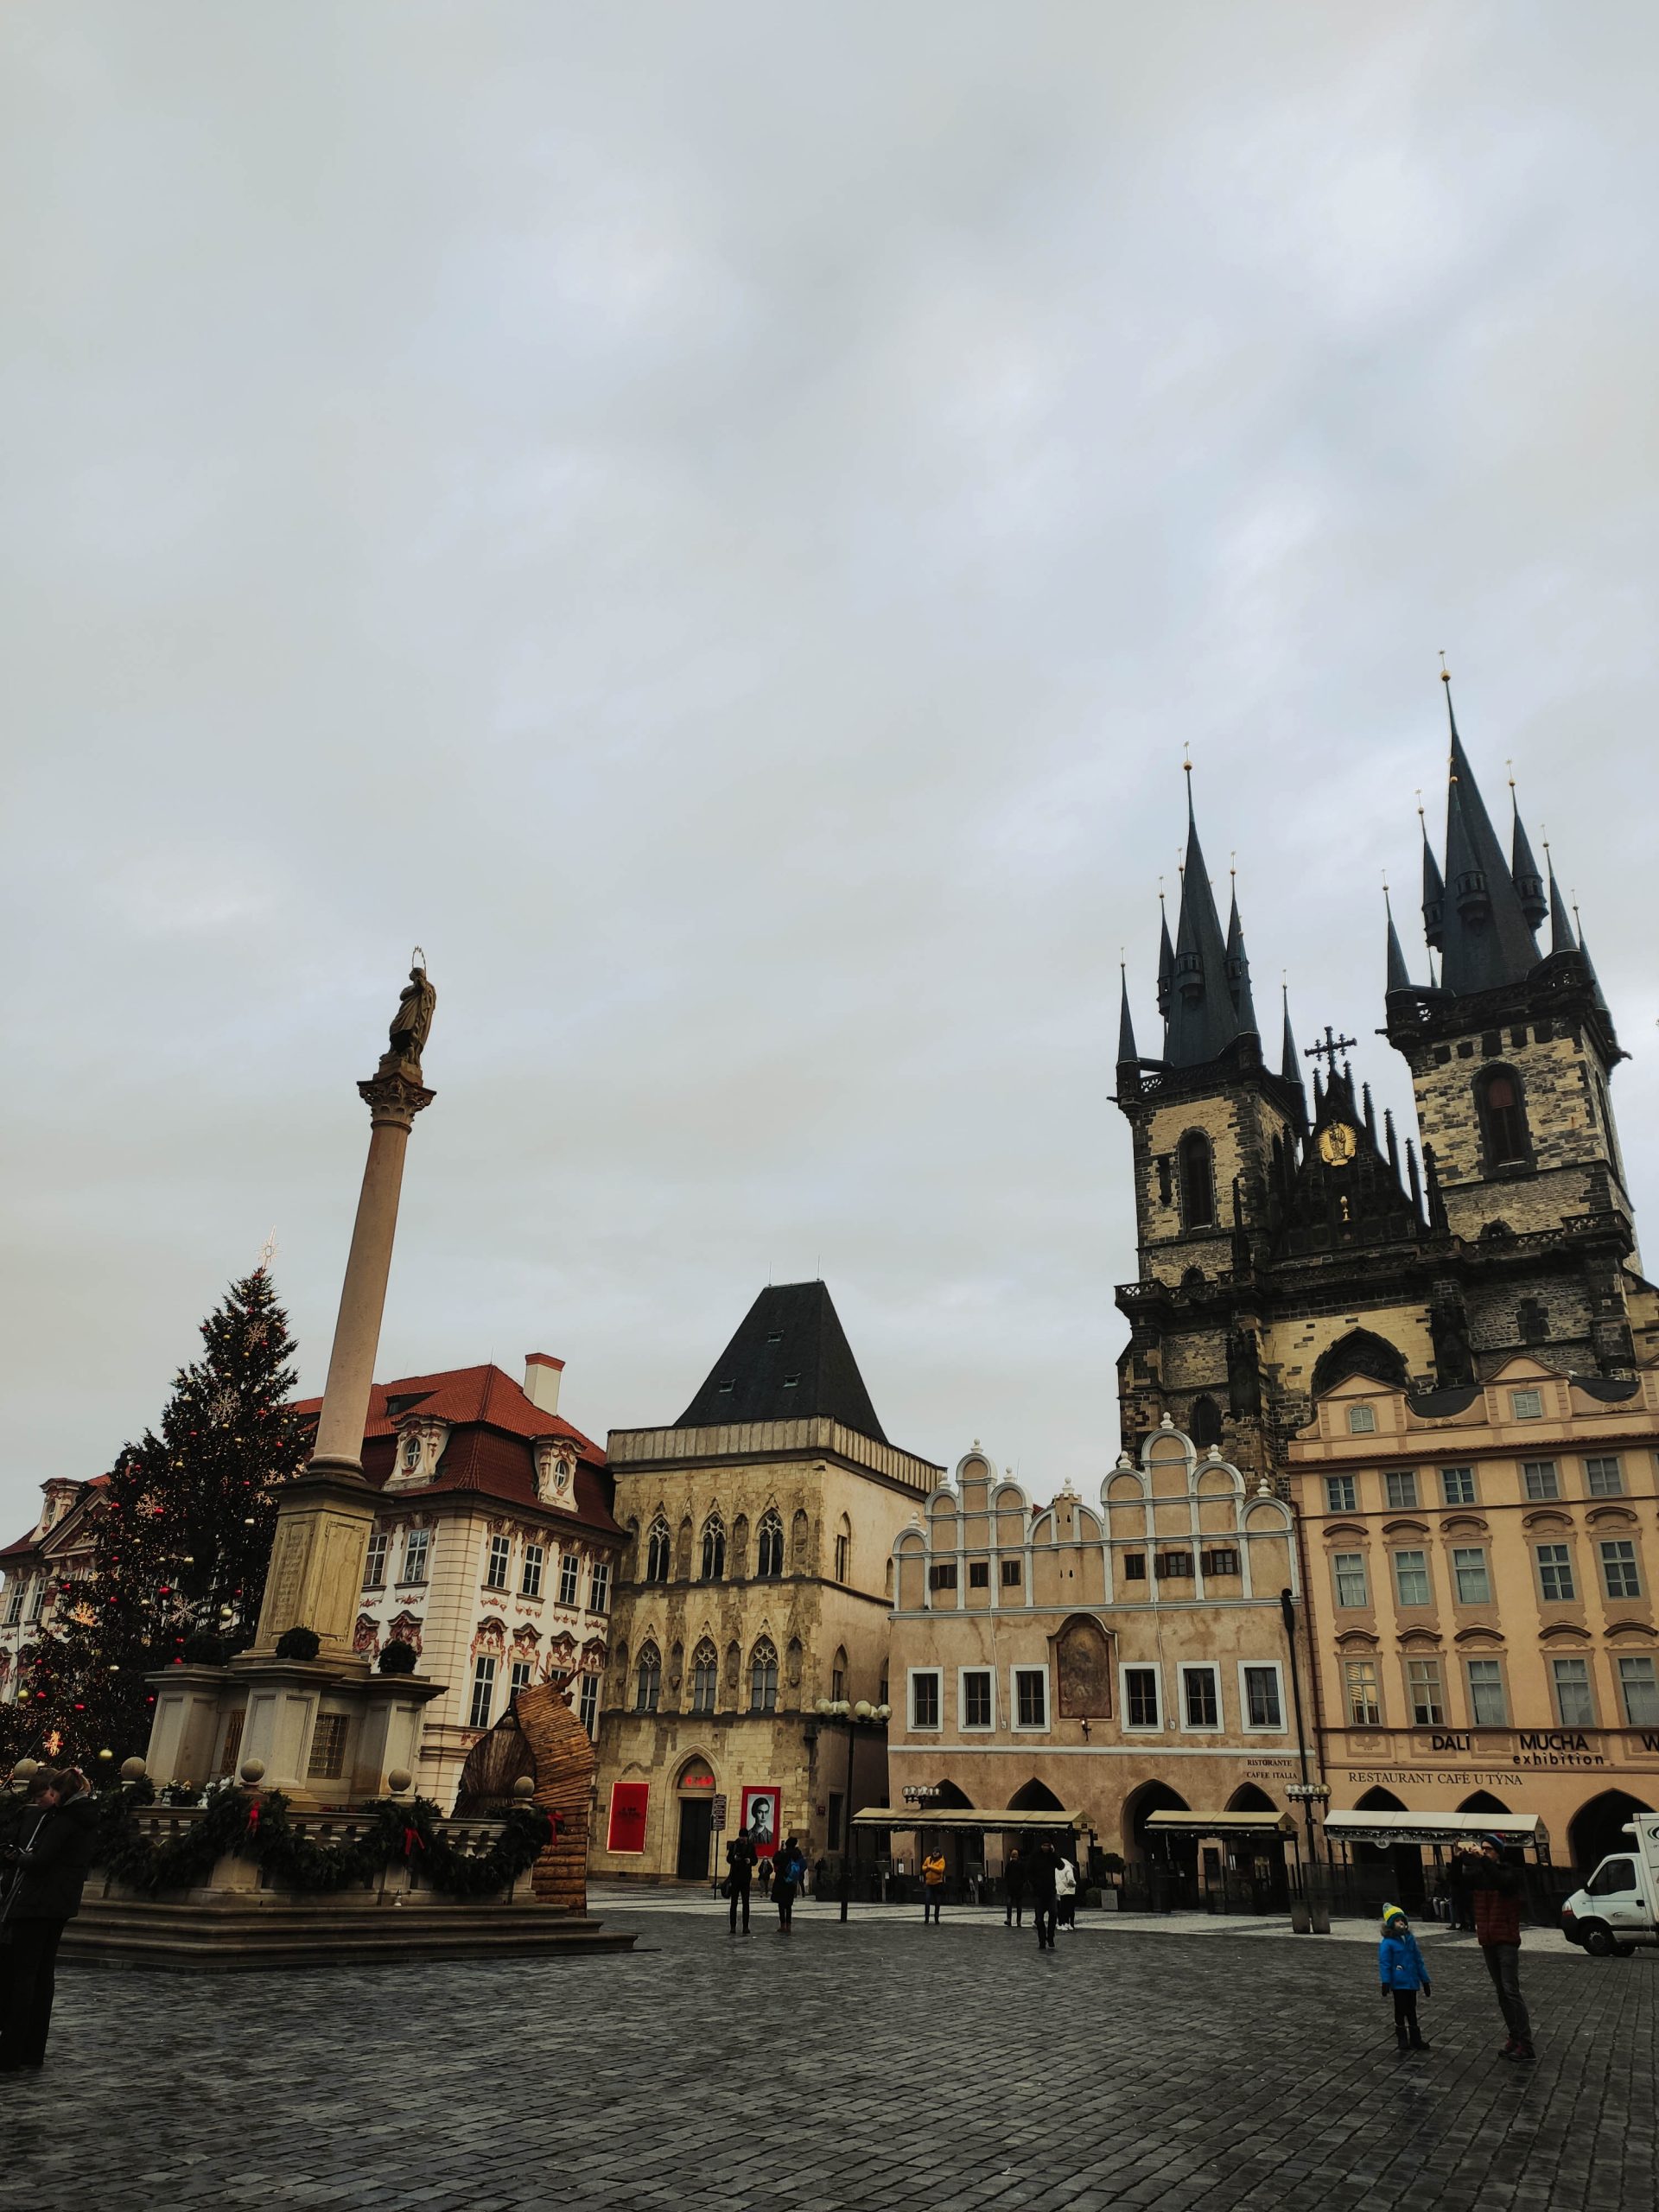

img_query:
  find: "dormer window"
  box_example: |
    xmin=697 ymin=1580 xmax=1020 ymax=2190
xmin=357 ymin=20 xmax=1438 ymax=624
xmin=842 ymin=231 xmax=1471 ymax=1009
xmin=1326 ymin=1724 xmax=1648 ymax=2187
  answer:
xmin=1346 ymin=1404 xmax=1376 ymax=1435
xmin=402 ymin=1434 xmax=421 ymax=1473
xmin=535 ymin=1443 xmax=577 ymax=1508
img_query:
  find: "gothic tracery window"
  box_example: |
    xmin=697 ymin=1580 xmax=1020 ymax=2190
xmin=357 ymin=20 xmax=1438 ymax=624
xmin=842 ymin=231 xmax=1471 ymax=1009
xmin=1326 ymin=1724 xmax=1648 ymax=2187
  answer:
xmin=635 ymin=1641 xmax=661 ymax=1714
xmin=749 ymin=1636 xmax=779 ymax=1713
xmin=690 ymin=1638 xmax=718 ymax=1714
xmin=701 ymin=1511 xmax=726 ymax=1582
xmin=645 ymin=1516 xmax=671 ymax=1584
xmin=757 ymin=1509 xmax=785 ymax=1579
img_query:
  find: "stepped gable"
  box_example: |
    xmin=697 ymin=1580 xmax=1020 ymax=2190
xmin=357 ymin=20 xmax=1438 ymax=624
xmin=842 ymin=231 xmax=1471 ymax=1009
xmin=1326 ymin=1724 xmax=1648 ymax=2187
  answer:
xmin=675 ymin=1280 xmax=888 ymax=1443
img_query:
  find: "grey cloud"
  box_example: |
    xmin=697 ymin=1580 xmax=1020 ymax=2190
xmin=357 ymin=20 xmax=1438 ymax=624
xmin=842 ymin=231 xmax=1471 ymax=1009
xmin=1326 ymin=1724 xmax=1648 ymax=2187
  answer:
xmin=3 ymin=2 xmax=1656 ymax=1532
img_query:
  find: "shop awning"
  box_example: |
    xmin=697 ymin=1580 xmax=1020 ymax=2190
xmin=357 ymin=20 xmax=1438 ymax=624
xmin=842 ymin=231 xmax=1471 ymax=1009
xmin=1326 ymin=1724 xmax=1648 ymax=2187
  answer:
xmin=1142 ymin=1810 xmax=1296 ymax=1838
xmin=851 ymin=1808 xmax=1086 ymax=1834
xmin=1323 ymin=1810 xmax=1548 ymax=1850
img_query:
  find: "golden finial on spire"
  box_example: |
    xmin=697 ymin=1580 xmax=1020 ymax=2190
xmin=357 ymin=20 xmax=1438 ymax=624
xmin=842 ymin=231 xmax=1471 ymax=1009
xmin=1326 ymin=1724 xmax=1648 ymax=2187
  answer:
xmin=1439 ymin=651 xmax=1450 ymax=684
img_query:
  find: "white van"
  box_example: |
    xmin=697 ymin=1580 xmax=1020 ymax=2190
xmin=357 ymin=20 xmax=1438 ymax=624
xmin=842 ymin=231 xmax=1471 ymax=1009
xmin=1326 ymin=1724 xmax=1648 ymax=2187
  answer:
xmin=1560 ymin=1813 xmax=1659 ymax=1956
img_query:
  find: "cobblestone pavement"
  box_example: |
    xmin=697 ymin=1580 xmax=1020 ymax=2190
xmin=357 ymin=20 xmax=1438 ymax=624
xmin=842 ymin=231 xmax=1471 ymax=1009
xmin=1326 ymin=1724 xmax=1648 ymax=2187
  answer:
xmin=8 ymin=1902 xmax=1654 ymax=2211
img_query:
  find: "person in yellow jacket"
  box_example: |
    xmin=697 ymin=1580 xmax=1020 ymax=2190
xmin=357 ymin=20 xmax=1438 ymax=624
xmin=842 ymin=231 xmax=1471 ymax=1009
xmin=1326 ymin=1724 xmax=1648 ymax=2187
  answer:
xmin=921 ymin=1848 xmax=947 ymax=1923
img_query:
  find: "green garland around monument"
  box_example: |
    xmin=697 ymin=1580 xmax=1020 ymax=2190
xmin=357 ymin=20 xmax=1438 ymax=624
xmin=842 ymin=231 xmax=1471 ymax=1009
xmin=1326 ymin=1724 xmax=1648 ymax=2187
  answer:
xmin=94 ymin=1783 xmax=551 ymax=1901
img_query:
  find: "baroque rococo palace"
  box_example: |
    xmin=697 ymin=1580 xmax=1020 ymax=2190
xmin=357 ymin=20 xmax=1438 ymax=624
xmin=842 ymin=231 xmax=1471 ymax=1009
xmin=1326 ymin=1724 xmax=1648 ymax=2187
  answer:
xmin=3 ymin=683 xmax=1656 ymax=1891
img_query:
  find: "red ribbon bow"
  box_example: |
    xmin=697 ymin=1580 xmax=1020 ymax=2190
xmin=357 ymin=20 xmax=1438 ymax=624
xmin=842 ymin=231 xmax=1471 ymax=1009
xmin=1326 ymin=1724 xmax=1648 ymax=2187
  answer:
xmin=246 ymin=1802 xmax=261 ymax=1834
xmin=402 ymin=1825 xmax=425 ymax=1859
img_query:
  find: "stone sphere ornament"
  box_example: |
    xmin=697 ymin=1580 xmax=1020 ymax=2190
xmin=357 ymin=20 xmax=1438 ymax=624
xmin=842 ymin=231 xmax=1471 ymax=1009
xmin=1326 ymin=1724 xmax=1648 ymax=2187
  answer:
xmin=119 ymin=1758 xmax=148 ymax=1782
xmin=238 ymin=1758 xmax=266 ymax=1786
xmin=512 ymin=1775 xmax=536 ymax=1798
xmin=386 ymin=1768 xmax=413 ymax=1796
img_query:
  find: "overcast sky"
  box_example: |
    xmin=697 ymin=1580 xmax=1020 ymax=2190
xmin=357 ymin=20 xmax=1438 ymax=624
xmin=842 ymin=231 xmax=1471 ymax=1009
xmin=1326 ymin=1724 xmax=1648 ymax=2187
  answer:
xmin=3 ymin=3 xmax=1656 ymax=1537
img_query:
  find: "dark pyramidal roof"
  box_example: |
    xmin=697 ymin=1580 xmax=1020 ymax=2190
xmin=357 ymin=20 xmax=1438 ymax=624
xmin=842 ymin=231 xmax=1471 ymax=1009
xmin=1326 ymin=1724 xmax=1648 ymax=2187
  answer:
xmin=1395 ymin=673 xmax=1596 ymax=1013
xmin=677 ymin=1281 xmax=888 ymax=1443
xmin=1162 ymin=774 xmax=1260 ymax=1068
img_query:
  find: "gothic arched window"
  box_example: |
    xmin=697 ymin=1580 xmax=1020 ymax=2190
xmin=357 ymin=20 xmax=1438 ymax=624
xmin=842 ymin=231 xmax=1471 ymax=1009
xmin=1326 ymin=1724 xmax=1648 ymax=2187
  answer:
xmin=1476 ymin=1065 xmax=1530 ymax=1169
xmin=1179 ymin=1131 xmax=1215 ymax=1229
xmin=700 ymin=1512 xmax=726 ymax=1582
xmin=1189 ymin=1395 xmax=1223 ymax=1449
xmin=690 ymin=1638 xmax=718 ymax=1714
xmin=634 ymin=1642 xmax=661 ymax=1714
xmin=645 ymin=1517 xmax=671 ymax=1584
xmin=749 ymin=1636 xmax=779 ymax=1714
xmin=757 ymin=1509 xmax=785 ymax=1580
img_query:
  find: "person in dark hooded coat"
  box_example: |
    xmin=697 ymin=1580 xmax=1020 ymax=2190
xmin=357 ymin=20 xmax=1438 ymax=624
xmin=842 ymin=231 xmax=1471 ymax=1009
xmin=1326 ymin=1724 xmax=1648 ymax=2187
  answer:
xmin=0 ymin=1768 xmax=100 ymax=2072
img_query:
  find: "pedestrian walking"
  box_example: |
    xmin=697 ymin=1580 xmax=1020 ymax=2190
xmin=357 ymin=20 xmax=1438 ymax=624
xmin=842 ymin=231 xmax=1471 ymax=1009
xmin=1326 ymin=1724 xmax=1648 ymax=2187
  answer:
xmin=0 ymin=1766 xmax=99 ymax=2073
xmin=1377 ymin=1904 xmax=1432 ymax=2053
xmin=1054 ymin=1853 xmax=1078 ymax=1931
xmin=757 ymin=1853 xmax=773 ymax=1900
xmin=774 ymin=1834 xmax=802 ymax=1932
xmin=1455 ymin=1838 xmax=1535 ymax=2063
xmin=921 ymin=1847 xmax=946 ymax=1923
xmin=725 ymin=1828 xmax=758 ymax=1936
xmin=1029 ymin=1839 xmax=1059 ymax=1950
xmin=1003 ymin=1846 xmax=1027 ymax=1928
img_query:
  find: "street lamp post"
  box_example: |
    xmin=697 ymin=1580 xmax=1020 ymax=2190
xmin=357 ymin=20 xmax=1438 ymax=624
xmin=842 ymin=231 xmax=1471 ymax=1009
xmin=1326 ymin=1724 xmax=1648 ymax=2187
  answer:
xmin=1280 ymin=1586 xmax=1332 ymax=1932
xmin=815 ymin=1696 xmax=890 ymax=1922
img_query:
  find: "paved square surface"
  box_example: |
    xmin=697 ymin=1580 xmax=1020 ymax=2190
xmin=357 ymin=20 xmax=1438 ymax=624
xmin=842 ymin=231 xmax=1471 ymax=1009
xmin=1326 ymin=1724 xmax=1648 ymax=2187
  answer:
xmin=8 ymin=1896 xmax=1655 ymax=2210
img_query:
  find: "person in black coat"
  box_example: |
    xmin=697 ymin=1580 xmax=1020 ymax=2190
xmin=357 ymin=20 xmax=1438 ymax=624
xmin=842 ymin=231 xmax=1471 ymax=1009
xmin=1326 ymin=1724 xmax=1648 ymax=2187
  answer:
xmin=1028 ymin=1839 xmax=1060 ymax=1950
xmin=725 ymin=1830 xmax=758 ymax=1935
xmin=1003 ymin=1845 xmax=1027 ymax=1928
xmin=0 ymin=1768 xmax=100 ymax=2072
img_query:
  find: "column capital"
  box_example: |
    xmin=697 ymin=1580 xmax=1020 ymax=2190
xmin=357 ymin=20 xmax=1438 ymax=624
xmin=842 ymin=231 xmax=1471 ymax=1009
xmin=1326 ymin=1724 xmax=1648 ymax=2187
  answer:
xmin=358 ymin=1065 xmax=436 ymax=1130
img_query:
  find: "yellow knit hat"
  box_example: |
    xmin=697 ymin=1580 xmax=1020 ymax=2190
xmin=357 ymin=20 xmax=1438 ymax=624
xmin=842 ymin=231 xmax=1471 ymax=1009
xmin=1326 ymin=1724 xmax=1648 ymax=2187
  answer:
xmin=1382 ymin=1904 xmax=1407 ymax=1924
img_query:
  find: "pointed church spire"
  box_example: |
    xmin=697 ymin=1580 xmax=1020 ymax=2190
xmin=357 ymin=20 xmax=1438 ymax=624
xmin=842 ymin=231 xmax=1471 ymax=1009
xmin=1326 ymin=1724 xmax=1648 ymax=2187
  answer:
xmin=1543 ymin=842 xmax=1577 ymax=955
xmin=1116 ymin=963 xmax=1140 ymax=1066
xmin=1509 ymin=775 xmax=1548 ymax=929
xmin=1224 ymin=878 xmax=1260 ymax=1037
xmin=1164 ymin=767 xmax=1242 ymax=1068
xmin=1280 ymin=983 xmax=1299 ymax=1084
xmin=1437 ymin=670 xmax=1541 ymax=994
xmin=1384 ymin=886 xmax=1414 ymax=994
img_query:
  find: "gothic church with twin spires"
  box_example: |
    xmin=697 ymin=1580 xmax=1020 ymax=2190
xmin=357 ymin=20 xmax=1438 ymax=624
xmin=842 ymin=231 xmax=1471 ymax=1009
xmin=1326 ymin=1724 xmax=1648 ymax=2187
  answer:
xmin=1113 ymin=677 xmax=1657 ymax=1476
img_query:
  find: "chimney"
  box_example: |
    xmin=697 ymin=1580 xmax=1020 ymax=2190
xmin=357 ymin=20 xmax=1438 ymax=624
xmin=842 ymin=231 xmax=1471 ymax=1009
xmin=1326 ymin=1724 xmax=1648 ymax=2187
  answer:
xmin=523 ymin=1352 xmax=564 ymax=1418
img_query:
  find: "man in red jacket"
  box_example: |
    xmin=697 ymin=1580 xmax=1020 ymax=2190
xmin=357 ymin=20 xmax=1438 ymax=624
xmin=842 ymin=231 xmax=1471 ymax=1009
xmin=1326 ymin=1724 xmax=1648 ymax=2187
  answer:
xmin=1458 ymin=1838 xmax=1535 ymax=2063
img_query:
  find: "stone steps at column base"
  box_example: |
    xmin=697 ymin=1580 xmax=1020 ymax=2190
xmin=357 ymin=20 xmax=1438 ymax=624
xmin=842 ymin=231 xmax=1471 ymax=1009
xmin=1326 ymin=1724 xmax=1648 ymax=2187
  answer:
xmin=60 ymin=1897 xmax=637 ymax=1971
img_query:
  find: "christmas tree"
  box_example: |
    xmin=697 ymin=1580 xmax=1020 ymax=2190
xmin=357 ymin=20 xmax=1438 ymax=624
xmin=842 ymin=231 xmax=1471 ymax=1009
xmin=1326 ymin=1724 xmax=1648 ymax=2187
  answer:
xmin=14 ymin=1268 xmax=310 ymax=1764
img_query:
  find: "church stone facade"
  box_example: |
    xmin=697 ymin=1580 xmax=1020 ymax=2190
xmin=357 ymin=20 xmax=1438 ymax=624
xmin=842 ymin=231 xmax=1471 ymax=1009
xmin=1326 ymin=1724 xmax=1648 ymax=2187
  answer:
xmin=1113 ymin=677 xmax=1657 ymax=1484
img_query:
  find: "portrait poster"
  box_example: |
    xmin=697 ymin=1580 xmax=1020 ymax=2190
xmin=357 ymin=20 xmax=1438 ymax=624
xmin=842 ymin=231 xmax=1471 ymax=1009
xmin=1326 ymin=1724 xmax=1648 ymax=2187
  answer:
xmin=606 ymin=1781 xmax=650 ymax=1854
xmin=739 ymin=1784 xmax=782 ymax=1856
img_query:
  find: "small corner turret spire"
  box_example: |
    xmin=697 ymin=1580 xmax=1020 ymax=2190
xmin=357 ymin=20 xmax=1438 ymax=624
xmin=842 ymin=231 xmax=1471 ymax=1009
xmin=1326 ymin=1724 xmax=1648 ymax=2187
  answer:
xmin=1541 ymin=840 xmax=1577 ymax=955
xmin=1224 ymin=874 xmax=1260 ymax=1038
xmin=1418 ymin=790 xmax=1445 ymax=952
xmin=1116 ymin=960 xmax=1140 ymax=1067
xmin=1384 ymin=882 xmax=1414 ymax=995
xmin=1155 ymin=881 xmax=1174 ymax=1020
xmin=1508 ymin=768 xmax=1548 ymax=929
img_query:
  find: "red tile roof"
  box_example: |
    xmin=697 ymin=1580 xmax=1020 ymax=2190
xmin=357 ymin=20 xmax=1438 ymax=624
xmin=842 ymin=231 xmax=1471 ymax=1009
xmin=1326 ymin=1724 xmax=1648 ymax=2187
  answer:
xmin=291 ymin=1364 xmax=623 ymax=1542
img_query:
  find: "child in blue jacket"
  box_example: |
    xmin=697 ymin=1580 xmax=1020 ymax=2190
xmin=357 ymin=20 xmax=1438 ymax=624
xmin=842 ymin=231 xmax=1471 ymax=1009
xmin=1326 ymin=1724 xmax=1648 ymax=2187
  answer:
xmin=1378 ymin=1904 xmax=1431 ymax=2052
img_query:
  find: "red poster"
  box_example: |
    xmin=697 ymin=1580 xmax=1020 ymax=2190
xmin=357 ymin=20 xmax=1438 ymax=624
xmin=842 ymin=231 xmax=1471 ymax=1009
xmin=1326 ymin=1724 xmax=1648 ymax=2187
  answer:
xmin=607 ymin=1781 xmax=649 ymax=1854
xmin=740 ymin=1785 xmax=783 ymax=1857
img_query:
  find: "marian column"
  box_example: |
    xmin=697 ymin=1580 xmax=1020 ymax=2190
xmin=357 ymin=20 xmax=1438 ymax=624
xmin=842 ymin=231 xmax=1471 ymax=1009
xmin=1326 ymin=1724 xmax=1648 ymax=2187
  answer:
xmin=248 ymin=962 xmax=436 ymax=1659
